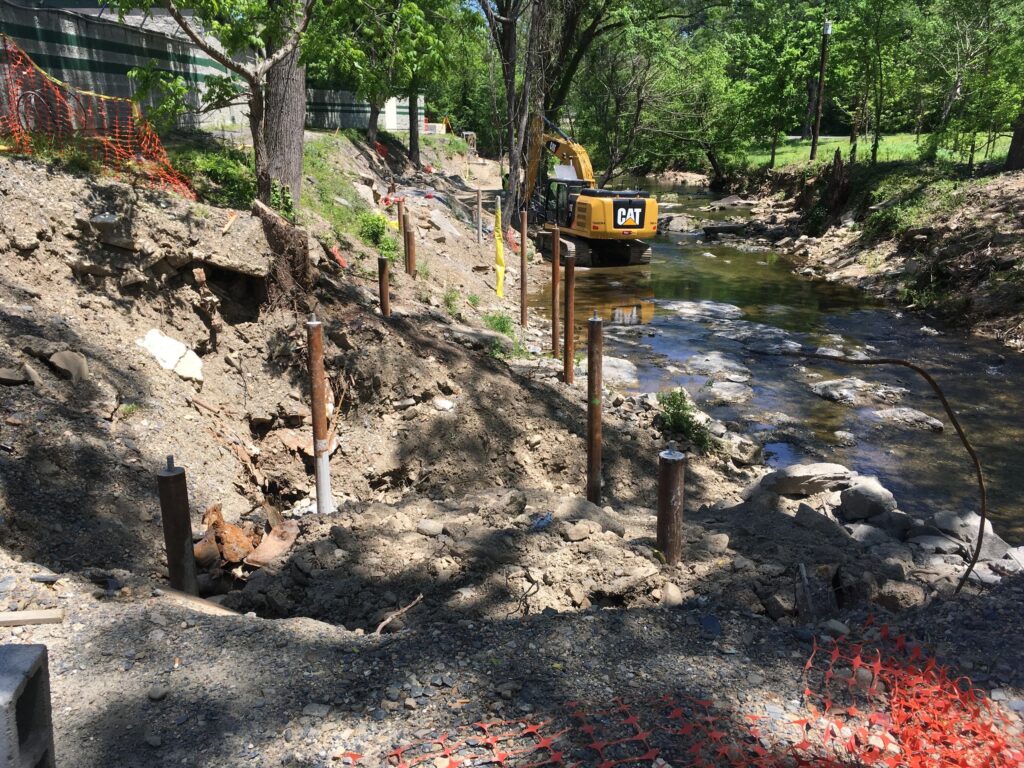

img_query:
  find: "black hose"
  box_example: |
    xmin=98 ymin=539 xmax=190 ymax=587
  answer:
xmin=769 ymin=350 xmax=987 ymax=594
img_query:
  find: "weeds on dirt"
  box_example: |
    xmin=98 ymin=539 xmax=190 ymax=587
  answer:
xmin=488 ymin=339 xmax=531 ymax=360
xmin=417 ymin=261 xmax=431 ymax=280
xmin=483 ymin=312 xmax=515 ymax=338
xmin=301 ymin=135 xmax=372 ymax=245
xmin=167 ymin=144 xmax=255 ymax=209
xmin=657 ymin=389 xmax=715 ymax=454
xmin=467 ymin=293 xmax=481 ymax=309
xmin=357 ymin=211 xmax=399 ymax=262
xmin=443 ymin=287 xmax=460 ymax=316
xmin=117 ymin=402 xmax=141 ymax=419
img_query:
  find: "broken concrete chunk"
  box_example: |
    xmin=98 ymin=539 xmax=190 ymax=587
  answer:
xmin=89 ymin=213 xmax=137 ymax=251
xmin=48 ymin=350 xmax=89 ymax=383
xmin=138 ymin=329 xmax=204 ymax=382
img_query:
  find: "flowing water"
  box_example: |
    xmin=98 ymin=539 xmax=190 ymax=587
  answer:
xmin=529 ymin=185 xmax=1024 ymax=543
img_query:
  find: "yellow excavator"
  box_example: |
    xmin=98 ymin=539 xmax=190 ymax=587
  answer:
xmin=525 ymin=116 xmax=658 ymax=267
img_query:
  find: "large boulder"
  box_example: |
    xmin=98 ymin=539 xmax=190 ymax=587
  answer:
xmin=760 ymin=463 xmax=853 ymax=496
xmin=932 ymin=511 xmax=1010 ymax=562
xmin=836 ymin=477 xmax=897 ymax=521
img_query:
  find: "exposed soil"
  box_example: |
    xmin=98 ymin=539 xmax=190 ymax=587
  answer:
xmin=2 ymin=141 xmax=1023 ymax=767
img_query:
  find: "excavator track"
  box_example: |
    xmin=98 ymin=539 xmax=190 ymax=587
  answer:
xmin=536 ymin=231 xmax=651 ymax=268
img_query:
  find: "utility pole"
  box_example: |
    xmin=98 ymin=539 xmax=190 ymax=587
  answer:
xmin=809 ymin=19 xmax=833 ymax=161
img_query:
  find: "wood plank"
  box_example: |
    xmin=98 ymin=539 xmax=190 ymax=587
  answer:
xmin=160 ymin=589 xmax=239 ymax=617
xmin=0 ymin=609 xmax=64 ymax=627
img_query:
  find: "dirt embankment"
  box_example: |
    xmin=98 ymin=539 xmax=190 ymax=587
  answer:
xmin=2 ymin=139 xmax=1024 ymax=767
xmin=730 ymin=163 xmax=1024 ymax=350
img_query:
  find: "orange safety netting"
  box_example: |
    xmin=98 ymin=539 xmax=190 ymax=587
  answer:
xmin=344 ymin=625 xmax=1024 ymax=767
xmin=0 ymin=34 xmax=193 ymax=198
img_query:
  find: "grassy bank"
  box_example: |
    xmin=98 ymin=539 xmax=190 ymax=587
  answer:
xmin=744 ymin=133 xmax=1011 ymax=170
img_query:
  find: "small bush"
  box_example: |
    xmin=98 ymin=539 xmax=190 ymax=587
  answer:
xmin=657 ymin=390 xmax=715 ymax=454
xmin=417 ymin=260 xmax=431 ymax=280
xmin=483 ymin=312 xmax=515 ymax=338
xmin=169 ymin=145 xmax=256 ymax=209
xmin=357 ymin=211 xmax=390 ymax=246
xmin=443 ymin=287 xmax=459 ymax=316
xmin=467 ymin=293 xmax=481 ymax=309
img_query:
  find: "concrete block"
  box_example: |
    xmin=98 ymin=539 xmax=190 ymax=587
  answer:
xmin=0 ymin=645 xmax=56 ymax=768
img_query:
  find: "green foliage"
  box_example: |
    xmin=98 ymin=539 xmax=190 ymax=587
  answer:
xmin=356 ymin=210 xmax=399 ymax=261
xmin=128 ymin=61 xmax=189 ymax=132
xmin=657 ymin=390 xmax=715 ymax=454
xmin=443 ymin=287 xmax=459 ymax=316
xmin=417 ymin=260 xmax=431 ymax=279
xmin=301 ymin=135 xmax=371 ymax=245
xmin=167 ymin=144 xmax=256 ymax=209
xmin=117 ymin=402 xmax=141 ymax=418
xmin=467 ymin=293 xmax=481 ymax=309
xmin=482 ymin=312 xmax=515 ymax=338
xmin=357 ymin=211 xmax=390 ymax=245
xmin=858 ymin=166 xmax=975 ymax=238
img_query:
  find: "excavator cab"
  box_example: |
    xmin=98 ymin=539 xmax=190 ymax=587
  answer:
xmin=526 ymin=116 xmax=657 ymax=267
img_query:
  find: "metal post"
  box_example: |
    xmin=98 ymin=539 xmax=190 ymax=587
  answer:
xmin=520 ymin=210 xmax=528 ymax=328
xmin=377 ymin=257 xmax=390 ymax=318
xmin=405 ymin=212 xmax=417 ymax=277
xmin=810 ymin=20 xmax=833 ymax=161
xmin=563 ymin=255 xmax=575 ymax=384
xmin=157 ymin=455 xmax=199 ymax=595
xmin=402 ymin=211 xmax=411 ymax=274
xmin=306 ymin=314 xmax=334 ymax=515
xmin=586 ymin=312 xmax=603 ymax=503
xmin=476 ymin=189 xmax=482 ymax=245
xmin=397 ymin=198 xmax=405 ymax=243
xmin=550 ymin=226 xmax=561 ymax=358
xmin=657 ymin=450 xmax=686 ymax=566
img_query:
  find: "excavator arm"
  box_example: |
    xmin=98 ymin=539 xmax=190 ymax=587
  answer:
xmin=524 ymin=115 xmax=596 ymax=212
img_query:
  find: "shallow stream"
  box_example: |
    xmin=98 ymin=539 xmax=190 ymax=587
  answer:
xmin=529 ymin=185 xmax=1024 ymax=543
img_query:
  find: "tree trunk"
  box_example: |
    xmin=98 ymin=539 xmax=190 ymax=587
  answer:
xmin=801 ymin=76 xmax=816 ymax=140
xmin=366 ymin=100 xmax=382 ymax=146
xmin=249 ymin=88 xmax=273 ymax=205
xmin=871 ymin=52 xmax=883 ymax=164
xmin=1006 ymin=100 xmax=1024 ymax=171
xmin=706 ymin=148 xmax=724 ymax=182
xmin=768 ymin=132 xmax=778 ymax=169
xmin=408 ymin=82 xmax=420 ymax=168
xmin=264 ymin=40 xmax=306 ymax=204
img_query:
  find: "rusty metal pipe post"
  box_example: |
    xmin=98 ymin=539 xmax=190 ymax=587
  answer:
xmin=586 ymin=312 xmax=603 ymax=503
xmin=476 ymin=189 xmax=482 ymax=245
xmin=657 ymin=450 xmax=686 ymax=566
xmin=402 ymin=211 xmax=411 ymax=274
xmin=306 ymin=314 xmax=335 ymax=515
xmin=405 ymin=212 xmax=417 ymax=277
xmin=397 ymin=199 xmax=405 ymax=243
xmin=377 ymin=257 xmax=390 ymax=318
xmin=520 ymin=211 xmax=529 ymax=328
xmin=563 ymin=255 xmax=576 ymax=384
xmin=550 ymin=226 xmax=561 ymax=358
xmin=157 ymin=455 xmax=199 ymax=595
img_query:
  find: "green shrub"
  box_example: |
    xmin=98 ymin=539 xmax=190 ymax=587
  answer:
xmin=467 ymin=293 xmax=481 ymax=309
xmin=169 ymin=145 xmax=256 ymax=209
xmin=657 ymin=390 xmax=715 ymax=454
xmin=443 ymin=287 xmax=459 ymax=316
xmin=357 ymin=211 xmax=390 ymax=246
xmin=417 ymin=260 xmax=431 ymax=280
xmin=483 ymin=312 xmax=515 ymax=338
